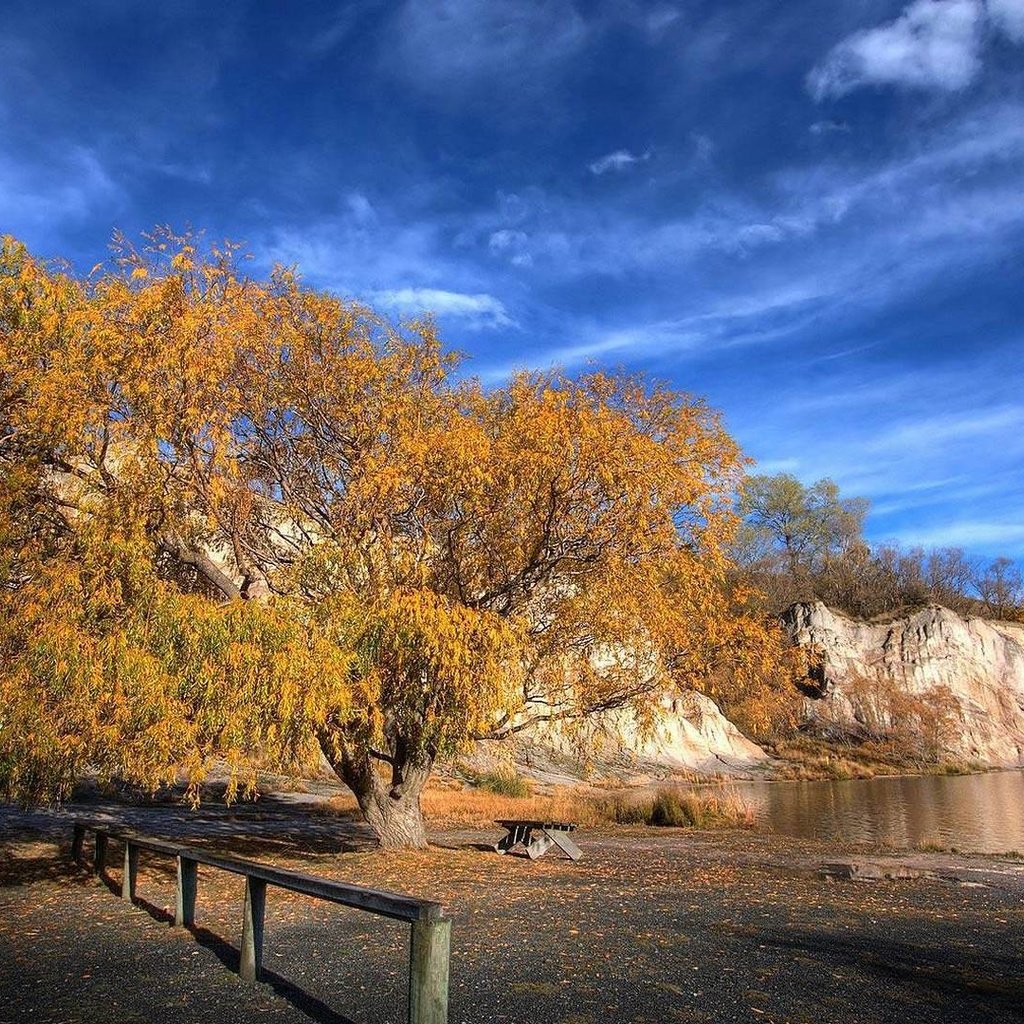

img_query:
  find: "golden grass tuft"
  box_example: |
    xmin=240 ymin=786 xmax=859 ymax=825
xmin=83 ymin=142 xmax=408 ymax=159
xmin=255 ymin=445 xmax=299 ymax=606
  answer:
xmin=421 ymin=783 xmax=754 ymax=830
xmin=421 ymin=785 xmax=611 ymax=827
xmin=310 ymin=778 xmax=755 ymax=831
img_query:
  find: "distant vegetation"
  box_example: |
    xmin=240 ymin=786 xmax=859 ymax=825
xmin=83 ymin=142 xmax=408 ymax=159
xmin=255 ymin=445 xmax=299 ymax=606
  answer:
xmin=735 ymin=472 xmax=1022 ymax=622
xmin=467 ymin=769 xmax=532 ymax=799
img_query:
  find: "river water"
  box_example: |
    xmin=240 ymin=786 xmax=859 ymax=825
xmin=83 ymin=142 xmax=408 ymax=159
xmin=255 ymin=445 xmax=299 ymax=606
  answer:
xmin=727 ymin=770 xmax=1024 ymax=854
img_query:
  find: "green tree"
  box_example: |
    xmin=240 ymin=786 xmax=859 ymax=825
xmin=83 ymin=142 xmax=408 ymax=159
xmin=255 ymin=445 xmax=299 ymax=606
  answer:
xmin=738 ymin=473 xmax=869 ymax=583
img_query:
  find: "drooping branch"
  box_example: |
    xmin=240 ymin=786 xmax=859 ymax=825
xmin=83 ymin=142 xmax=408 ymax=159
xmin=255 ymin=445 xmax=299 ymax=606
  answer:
xmin=157 ymin=534 xmax=241 ymax=601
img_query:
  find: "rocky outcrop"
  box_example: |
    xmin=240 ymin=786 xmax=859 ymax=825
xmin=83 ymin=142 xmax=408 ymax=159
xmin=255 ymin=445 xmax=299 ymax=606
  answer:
xmin=611 ymin=691 xmax=768 ymax=772
xmin=503 ymin=691 xmax=769 ymax=781
xmin=783 ymin=602 xmax=1024 ymax=766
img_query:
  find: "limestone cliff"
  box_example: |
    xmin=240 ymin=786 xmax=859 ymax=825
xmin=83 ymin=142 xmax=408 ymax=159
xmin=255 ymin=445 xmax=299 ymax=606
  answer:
xmin=783 ymin=602 xmax=1024 ymax=766
xmin=512 ymin=691 xmax=769 ymax=780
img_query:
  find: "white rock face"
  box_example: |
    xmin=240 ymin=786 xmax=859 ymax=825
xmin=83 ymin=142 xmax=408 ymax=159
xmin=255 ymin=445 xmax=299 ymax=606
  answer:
xmin=784 ymin=602 xmax=1024 ymax=766
xmin=616 ymin=692 xmax=768 ymax=772
xmin=521 ymin=691 xmax=768 ymax=776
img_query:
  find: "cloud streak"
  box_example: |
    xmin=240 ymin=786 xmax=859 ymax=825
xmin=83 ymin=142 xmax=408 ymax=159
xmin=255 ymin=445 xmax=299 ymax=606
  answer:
xmin=373 ymin=287 xmax=515 ymax=328
xmin=386 ymin=0 xmax=587 ymax=100
xmin=589 ymin=149 xmax=650 ymax=175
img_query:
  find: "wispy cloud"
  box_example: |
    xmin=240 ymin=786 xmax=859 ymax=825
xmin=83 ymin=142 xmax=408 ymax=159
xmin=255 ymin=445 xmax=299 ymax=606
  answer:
xmin=895 ymin=520 xmax=1024 ymax=549
xmin=987 ymin=0 xmax=1024 ymax=41
xmin=867 ymin=406 xmax=1024 ymax=453
xmin=261 ymin=192 xmax=462 ymax=297
xmin=373 ymin=287 xmax=515 ymax=328
xmin=589 ymin=149 xmax=650 ymax=175
xmin=0 ymin=146 xmax=122 ymax=232
xmin=488 ymin=229 xmax=533 ymax=267
xmin=809 ymin=119 xmax=851 ymax=136
xmin=478 ymin=284 xmax=831 ymax=382
xmin=752 ymin=458 xmax=801 ymax=475
xmin=386 ymin=0 xmax=587 ymax=99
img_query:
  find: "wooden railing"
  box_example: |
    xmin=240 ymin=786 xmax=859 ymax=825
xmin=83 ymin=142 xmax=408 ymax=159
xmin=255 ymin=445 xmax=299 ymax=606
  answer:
xmin=71 ymin=820 xmax=450 ymax=1024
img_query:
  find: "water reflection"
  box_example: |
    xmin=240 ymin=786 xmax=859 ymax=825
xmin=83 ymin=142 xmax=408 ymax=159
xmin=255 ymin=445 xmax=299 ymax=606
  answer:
xmin=728 ymin=770 xmax=1024 ymax=853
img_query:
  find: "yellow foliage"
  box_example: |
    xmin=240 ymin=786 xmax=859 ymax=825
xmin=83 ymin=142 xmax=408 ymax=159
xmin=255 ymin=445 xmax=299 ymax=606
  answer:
xmin=0 ymin=230 xmax=794 ymax=830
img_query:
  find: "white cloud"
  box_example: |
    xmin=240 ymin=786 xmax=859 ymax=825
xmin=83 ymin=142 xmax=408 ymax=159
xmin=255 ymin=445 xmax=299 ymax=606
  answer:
xmin=643 ymin=5 xmax=681 ymax=37
xmin=262 ymin=191 xmax=462 ymax=299
xmin=388 ymin=0 xmax=586 ymax=98
xmin=488 ymin=229 xmax=533 ymax=266
xmin=589 ymin=149 xmax=650 ymax=175
xmin=478 ymin=284 xmax=830 ymax=382
xmin=345 ymin=192 xmax=377 ymax=225
xmin=461 ymin=98 xmax=1024 ymax=330
xmin=895 ymin=520 xmax=1024 ymax=549
xmin=809 ymin=0 xmax=984 ymax=99
xmin=987 ymin=0 xmax=1024 ymax=39
xmin=0 ymin=146 xmax=122 ymax=231
xmin=690 ymin=133 xmax=716 ymax=166
xmin=373 ymin=287 xmax=515 ymax=328
xmin=867 ymin=406 xmax=1024 ymax=452
xmin=752 ymin=457 xmax=801 ymax=475
xmin=809 ymin=119 xmax=851 ymax=136
xmin=306 ymin=7 xmax=360 ymax=55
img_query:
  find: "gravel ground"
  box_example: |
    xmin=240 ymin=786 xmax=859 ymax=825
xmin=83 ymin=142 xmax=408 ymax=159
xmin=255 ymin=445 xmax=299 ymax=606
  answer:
xmin=1 ymin=800 xmax=1022 ymax=1024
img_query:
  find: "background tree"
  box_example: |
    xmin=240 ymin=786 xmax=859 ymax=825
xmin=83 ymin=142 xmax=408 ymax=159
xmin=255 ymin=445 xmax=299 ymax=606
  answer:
xmin=734 ymin=471 xmax=1020 ymax=622
xmin=974 ymin=557 xmax=1023 ymax=621
xmin=0 ymin=232 xmax=794 ymax=847
xmin=738 ymin=473 xmax=869 ymax=582
xmin=735 ymin=473 xmax=868 ymax=610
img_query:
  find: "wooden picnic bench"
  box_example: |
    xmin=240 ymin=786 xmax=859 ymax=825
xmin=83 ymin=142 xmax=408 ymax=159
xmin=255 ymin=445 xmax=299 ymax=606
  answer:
xmin=493 ymin=820 xmax=582 ymax=861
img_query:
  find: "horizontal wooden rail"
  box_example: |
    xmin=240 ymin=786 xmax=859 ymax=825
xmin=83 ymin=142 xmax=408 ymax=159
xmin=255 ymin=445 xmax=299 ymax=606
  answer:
xmin=71 ymin=819 xmax=449 ymax=1024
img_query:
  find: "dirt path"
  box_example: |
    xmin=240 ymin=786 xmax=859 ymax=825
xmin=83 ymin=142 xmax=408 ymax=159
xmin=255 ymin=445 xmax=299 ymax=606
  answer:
xmin=2 ymin=802 xmax=1022 ymax=1024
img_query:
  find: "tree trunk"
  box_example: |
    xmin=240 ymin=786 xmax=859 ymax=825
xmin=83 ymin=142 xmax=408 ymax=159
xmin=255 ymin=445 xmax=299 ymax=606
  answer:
xmin=362 ymin=788 xmax=429 ymax=849
xmin=318 ymin=730 xmax=433 ymax=850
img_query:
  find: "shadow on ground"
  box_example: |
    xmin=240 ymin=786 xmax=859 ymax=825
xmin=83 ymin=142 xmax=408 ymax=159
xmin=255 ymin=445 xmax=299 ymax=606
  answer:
xmin=91 ymin=865 xmax=358 ymax=1024
xmin=761 ymin=926 xmax=1024 ymax=1013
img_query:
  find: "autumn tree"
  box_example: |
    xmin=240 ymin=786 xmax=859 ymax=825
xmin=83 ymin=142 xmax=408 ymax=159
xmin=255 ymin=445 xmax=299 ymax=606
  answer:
xmin=0 ymin=231 xmax=794 ymax=847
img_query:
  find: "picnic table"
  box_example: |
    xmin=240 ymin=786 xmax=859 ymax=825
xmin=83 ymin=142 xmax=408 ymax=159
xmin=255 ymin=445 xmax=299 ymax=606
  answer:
xmin=493 ymin=819 xmax=582 ymax=861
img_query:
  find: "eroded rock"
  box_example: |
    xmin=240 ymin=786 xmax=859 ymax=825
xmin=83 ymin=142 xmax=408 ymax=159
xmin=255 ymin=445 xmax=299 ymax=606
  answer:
xmin=784 ymin=602 xmax=1024 ymax=766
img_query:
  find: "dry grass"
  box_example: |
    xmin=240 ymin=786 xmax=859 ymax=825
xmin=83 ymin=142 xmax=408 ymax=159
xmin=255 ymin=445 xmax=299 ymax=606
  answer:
xmin=422 ymin=785 xmax=611 ymax=827
xmin=767 ymin=737 xmax=980 ymax=781
xmin=599 ymin=788 xmax=755 ymax=829
xmin=311 ymin=778 xmax=754 ymax=831
xmin=423 ymin=783 xmax=754 ymax=830
xmin=463 ymin=768 xmax=532 ymax=798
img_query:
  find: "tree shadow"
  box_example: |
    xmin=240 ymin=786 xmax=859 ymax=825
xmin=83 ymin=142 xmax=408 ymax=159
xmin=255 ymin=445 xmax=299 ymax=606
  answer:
xmin=433 ymin=840 xmax=499 ymax=854
xmin=123 ymin=893 xmax=358 ymax=1024
xmin=758 ymin=927 xmax=1024 ymax=1012
xmin=0 ymin=847 xmax=86 ymax=887
xmin=62 ymin=794 xmax=381 ymax=861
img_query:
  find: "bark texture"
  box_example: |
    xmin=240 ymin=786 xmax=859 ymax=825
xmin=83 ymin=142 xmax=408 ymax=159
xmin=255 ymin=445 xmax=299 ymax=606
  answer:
xmin=319 ymin=730 xmax=433 ymax=849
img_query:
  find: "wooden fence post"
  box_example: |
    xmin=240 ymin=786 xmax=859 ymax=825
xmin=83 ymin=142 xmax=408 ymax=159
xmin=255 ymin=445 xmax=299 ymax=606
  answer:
xmin=175 ymin=856 xmax=197 ymax=927
xmin=408 ymin=917 xmax=451 ymax=1024
xmin=71 ymin=824 xmax=85 ymax=864
xmin=122 ymin=842 xmax=139 ymax=901
xmin=240 ymin=877 xmax=267 ymax=983
xmin=94 ymin=832 xmax=108 ymax=876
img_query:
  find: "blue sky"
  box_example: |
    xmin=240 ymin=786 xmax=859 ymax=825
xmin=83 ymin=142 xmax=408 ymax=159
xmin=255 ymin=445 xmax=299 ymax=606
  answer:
xmin=2 ymin=0 xmax=1022 ymax=558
